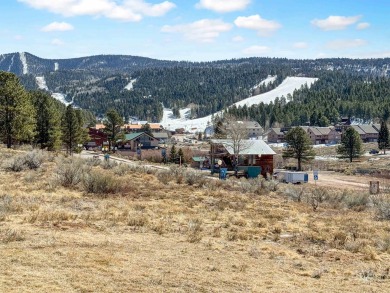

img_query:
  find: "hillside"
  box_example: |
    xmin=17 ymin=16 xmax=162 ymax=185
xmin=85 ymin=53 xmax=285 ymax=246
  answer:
xmin=1 ymin=52 xmax=390 ymax=123
xmin=1 ymin=147 xmax=390 ymax=292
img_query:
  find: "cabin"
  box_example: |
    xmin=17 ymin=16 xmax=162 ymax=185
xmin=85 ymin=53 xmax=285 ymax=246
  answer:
xmin=86 ymin=128 xmax=108 ymax=149
xmin=119 ymin=132 xmax=159 ymax=150
xmin=210 ymin=139 xmax=276 ymax=178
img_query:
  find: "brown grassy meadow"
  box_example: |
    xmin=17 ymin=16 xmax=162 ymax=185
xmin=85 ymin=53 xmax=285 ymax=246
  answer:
xmin=1 ymin=147 xmax=390 ymax=292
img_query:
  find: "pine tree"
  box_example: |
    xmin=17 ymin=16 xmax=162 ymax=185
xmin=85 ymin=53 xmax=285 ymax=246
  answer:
xmin=169 ymin=144 xmax=177 ymax=163
xmin=31 ymin=91 xmax=62 ymax=151
xmin=337 ymin=127 xmax=363 ymax=162
xmin=283 ymin=127 xmax=315 ymax=171
xmin=378 ymin=121 xmax=389 ymax=154
xmin=61 ymin=105 xmax=81 ymax=155
xmin=103 ymin=109 xmax=124 ymax=151
xmin=0 ymin=72 xmax=36 ymax=148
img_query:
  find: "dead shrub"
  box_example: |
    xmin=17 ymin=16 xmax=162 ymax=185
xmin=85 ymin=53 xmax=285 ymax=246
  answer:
xmin=184 ymin=171 xmax=206 ymax=186
xmin=2 ymin=149 xmax=46 ymax=172
xmin=0 ymin=228 xmax=25 ymax=243
xmin=127 ymin=213 xmax=148 ymax=227
xmin=156 ymin=170 xmax=172 ymax=185
xmin=187 ymin=218 xmax=203 ymax=243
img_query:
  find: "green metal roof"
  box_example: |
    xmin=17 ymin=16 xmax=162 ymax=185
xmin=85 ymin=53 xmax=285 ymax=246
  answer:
xmin=192 ymin=156 xmax=207 ymax=162
xmin=124 ymin=132 xmax=145 ymax=141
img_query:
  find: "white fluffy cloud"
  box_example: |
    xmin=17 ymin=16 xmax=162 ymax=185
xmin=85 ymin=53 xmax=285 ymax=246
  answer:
xmin=311 ymin=15 xmax=361 ymax=31
xmin=161 ymin=19 xmax=232 ymax=43
xmin=196 ymin=0 xmax=250 ymax=13
xmin=234 ymin=15 xmax=281 ymax=36
xmin=242 ymin=45 xmax=270 ymax=55
xmin=232 ymin=35 xmax=244 ymax=42
xmin=357 ymin=22 xmax=370 ymax=30
xmin=293 ymin=42 xmax=308 ymax=49
xmin=18 ymin=0 xmax=176 ymax=22
xmin=41 ymin=22 xmax=74 ymax=32
xmin=327 ymin=39 xmax=367 ymax=50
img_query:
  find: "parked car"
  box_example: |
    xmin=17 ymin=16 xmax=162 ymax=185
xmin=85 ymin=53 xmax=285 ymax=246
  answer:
xmin=369 ymin=149 xmax=379 ymax=154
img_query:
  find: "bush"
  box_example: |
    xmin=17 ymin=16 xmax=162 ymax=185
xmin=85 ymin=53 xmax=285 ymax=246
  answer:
xmin=2 ymin=149 xmax=46 ymax=172
xmin=156 ymin=170 xmax=172 ymax=185
xmin=371 ymin=194 xmax=390 ymax=220
xmin=82 ymin=171 xmax=122 ymax=195
xmin=184 ymin=171 xmax=206 ymax=186
xmin=55 ymin=157 xmax=89 ymax=188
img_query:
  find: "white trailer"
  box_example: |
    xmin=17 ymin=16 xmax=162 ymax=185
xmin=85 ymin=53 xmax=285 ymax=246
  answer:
xmin=285 ymin=171 xmax=308 ymax=184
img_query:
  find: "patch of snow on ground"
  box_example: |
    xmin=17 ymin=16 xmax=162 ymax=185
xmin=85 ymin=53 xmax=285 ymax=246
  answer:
xmin=253 ymin=75 xmax=277 ymax=89
xmin=160 ymin=76 xmax=318 ymax=133
xmin=8 ymin=55 xmax=14 ymax=72
xmin=52 ymin=93 xmax=73 ymax=106
xmin=124 ymin=78 xmax=137 ymax=90
xmin=19 ymin=52 xmax=28 ymax=74
xmin=36 ymin=76 xmax=49 ymax=91
xmin=54 ymin=62 xmax=59 ymax=71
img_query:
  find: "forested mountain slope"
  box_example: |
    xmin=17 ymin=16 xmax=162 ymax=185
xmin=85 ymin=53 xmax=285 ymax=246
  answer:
xmin=1 ymin=52 xmax=389 ymax=123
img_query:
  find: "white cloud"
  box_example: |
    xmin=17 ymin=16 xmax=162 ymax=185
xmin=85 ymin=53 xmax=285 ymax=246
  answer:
xmin=311 ymin=15 xmax=361 ymax=31
xmin=161 ymin=19 xmax=232 ymax=43
xmin=357 ymin=22 xmax=370 ymax=30
xmin=51 ymin=38 xmax=64 ymax=46
xmin=14 ymin=35 xmax=23 ymax=40
xmin=293 ymin=42 xmax=308 ymax=49
xmin=232 ymin=35 xmax=244 ymax=42
xmin=327 ymin=39 xmax=367 ymax=50
xmin=196 ymin=0 xmax=250 ymax=13
xmin=41 ymin=22 xmax=74 ymax=32
xmin=18 ymin=0 xmax=175 ymax=22
xmin=234 ymin=15 xmax=281 ymax=36
xmin=243 ymin=45 xmax=270 ymax=55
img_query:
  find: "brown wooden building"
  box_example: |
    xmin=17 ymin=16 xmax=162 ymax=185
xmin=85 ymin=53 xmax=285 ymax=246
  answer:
xmin=210 ymin=139 xmax=276 ymax=178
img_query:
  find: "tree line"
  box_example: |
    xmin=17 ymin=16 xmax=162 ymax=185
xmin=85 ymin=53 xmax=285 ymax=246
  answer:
xmin=0 ymin=71 xmax=92 ymax=154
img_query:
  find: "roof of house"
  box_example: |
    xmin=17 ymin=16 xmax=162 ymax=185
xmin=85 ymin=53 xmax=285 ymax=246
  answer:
xmin=351 ymin=125 xmax=365 ymax=135
xmin=94 ymin=124 xmax=105 ymax=130
xmin=358 ymin=125 xmax=378 ymax=134
xmin=192 ymin=156 xmax=207 ymax=162
xmin=210 ymin=139 xmax=276 ymax=155
xmin=270 ymin=128 xmax=283 ymax=135
xmin=152 ymin=132 xmax=169 ymax=139
xmin=309 ymin=127 xmax=331 ymax=136
xmin=123 ymin=123 xmax=162 ymax=130
xmin=124 ymin=132 xmax=156 ymax=141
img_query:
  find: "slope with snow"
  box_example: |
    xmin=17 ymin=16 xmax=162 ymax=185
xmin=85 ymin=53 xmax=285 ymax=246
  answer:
xmin=52 ymin=93 xmax=73 ymax=106
xmin=36 ymin=76 xmax=49 ymax=91
xmin=160 ymin=76 xmax=317 ymax=133
xmin=19 ymin=52 xmax=28 ymax=74
xmin=124 ymin=78 xmax=137 ymax=90
xmin=253 ymin=75 xmax=277 ymax=89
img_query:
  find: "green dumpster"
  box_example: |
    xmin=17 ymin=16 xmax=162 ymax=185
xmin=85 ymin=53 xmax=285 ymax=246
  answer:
xmin=247 ymin=166 xmax=261 ymax=178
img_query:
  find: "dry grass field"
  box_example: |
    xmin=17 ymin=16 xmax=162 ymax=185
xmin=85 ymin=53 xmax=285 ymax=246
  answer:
xmin=1 ymin=146 xmax=390 ymax=292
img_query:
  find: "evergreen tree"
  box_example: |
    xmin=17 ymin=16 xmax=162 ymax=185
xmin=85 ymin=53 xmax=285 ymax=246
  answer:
xmin=283 ymin=127 xmax=315 ymax=171
xmin=378 ymin=121 xmax=389 ymax=154
xmin=0 ymin=72 xmax=36 ymax=148
xmin=178 ymin=148 xmax=184 ymax=164
xmin=169 ymin=144 xmax=177 ymax=163
xmin=61 ymin=105 xmax=82 ymax=155
xmin=31 ymin=91 xmax=62 ymax=151
xmin=141 ymin=123 xmax=152 ymax=135
xmin=103 ymin=109 xmax=124 ymax=151
xmin=337 ymin=127 xmax=363 ymax=162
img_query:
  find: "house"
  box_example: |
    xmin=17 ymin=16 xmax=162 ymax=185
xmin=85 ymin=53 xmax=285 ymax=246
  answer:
xmin=85 ymin=127 xmax=108 ymax=149
xmin=267 ymin=127 xmax=291 ymax=143
xmin=123 ymin=123 xmax=163 ymax=133
xmin=119 ymin=132 xmax=159 ymax=150
xmin=225 ymin=120 xmax=264 ymax=139
xmin=307 ymin=127 xmax=333 ymax=144
xmin=152 ymin=131 xmax=170 ymax=143
xmin=358 ymin=125 xmax=379 ymax=142
xmin=210 ymin=139 xmax=276 ymax=177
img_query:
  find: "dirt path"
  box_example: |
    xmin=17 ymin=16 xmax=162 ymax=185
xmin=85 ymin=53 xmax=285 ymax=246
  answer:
xmin=307 ymin=171 xmax=389 ymax=191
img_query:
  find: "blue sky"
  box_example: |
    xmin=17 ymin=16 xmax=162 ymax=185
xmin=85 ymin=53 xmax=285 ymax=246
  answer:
xmin=1 ymin=0 xmax=389 ymax=61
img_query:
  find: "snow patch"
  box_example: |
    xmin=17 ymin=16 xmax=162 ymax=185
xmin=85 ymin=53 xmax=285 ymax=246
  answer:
xmin=19 ymin=52 xmax=28 ymax=74
xmin=36 ymin=76 xmax=49 ymax=91
xmin=54 ymin=62 xmax=59 ymax=71
xmin=253 ymin=75 xmax=276 ymax=89
xmin=160 ymin=76 xmax=318 ymax=133
xmin=124 ymin=78 xmax=137 ymax=90
xmin=51 ymin=93 xmax=73 ymax=106
xmin=8 ymin=55 xmax=14 ymax=72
